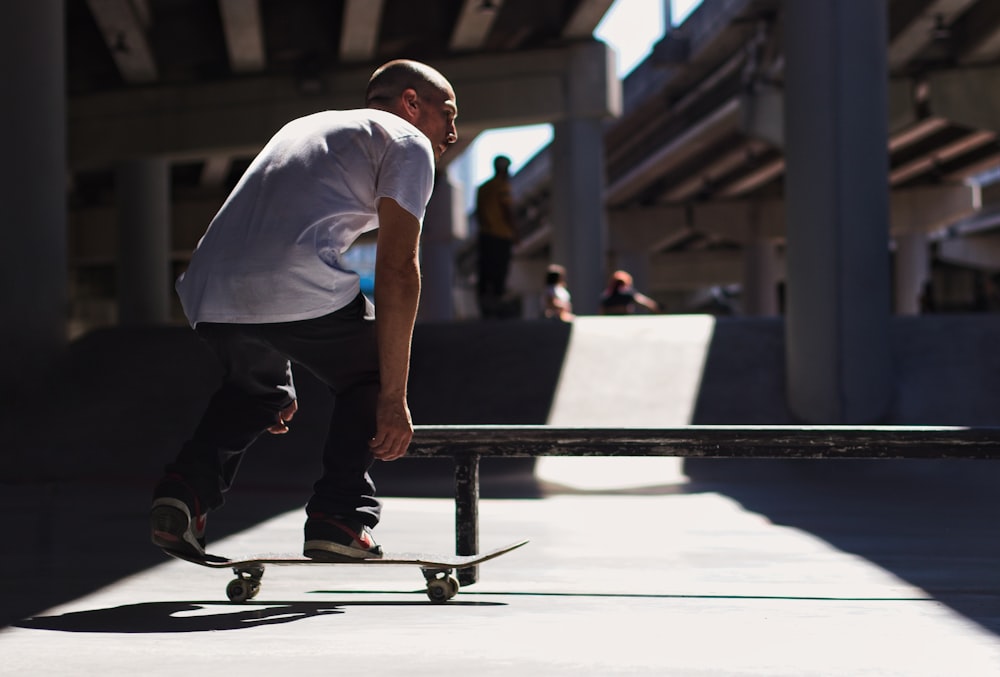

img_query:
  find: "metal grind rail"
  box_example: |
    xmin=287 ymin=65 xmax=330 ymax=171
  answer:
xmin=409 ymin=424 xmax=1000 ymax=584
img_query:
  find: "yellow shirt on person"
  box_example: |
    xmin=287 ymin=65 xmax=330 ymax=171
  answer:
xmin=476 ymin=176 xmax=516 ymax=241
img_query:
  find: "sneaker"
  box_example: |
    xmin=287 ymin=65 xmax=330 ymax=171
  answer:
xmin=303 ymin=514 xmax=383 ymax=560
xmin=150 ymin=496 xmax=207 ymax=558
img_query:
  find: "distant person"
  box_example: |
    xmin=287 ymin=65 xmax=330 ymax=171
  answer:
xmin=475 ymin=155 xmax=518 ymax=317
xmin=150 ymin=59 xmax=458 ymax=562
xmin=542 ymin=264 xmax=574 ymax=321
xmin=599 ymin=270 xmax=660 ymax=315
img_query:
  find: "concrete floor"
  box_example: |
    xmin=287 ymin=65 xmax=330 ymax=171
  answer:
xmin=3 ymin=456 xmax=1000 ymax=676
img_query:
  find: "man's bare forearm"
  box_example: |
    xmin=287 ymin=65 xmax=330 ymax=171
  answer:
xmin=374 ymin=260 xmax=421 ymax=398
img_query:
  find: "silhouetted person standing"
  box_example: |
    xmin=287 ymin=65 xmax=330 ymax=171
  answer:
xmin=476 ymin=155 xmax=517 ymax=317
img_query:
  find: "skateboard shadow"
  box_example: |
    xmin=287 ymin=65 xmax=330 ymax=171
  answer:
xmin=14 ymin=597 xmax=505 ymax=634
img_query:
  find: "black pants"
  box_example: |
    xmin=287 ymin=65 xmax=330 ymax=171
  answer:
xmin=477 ymin=233 xmax=513 ymax=314
xmin=164 ymin=294 xmax=382 ymax=528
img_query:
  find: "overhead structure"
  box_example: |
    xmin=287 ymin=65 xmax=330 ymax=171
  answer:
xmin=500 ymin=0 xmax=1000 ymax=422
xmin=3 ymin=0 xmax=620 ymax=382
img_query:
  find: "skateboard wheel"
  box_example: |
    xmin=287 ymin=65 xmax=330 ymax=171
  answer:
xmin=426 ymin=575 xmax=460 ymax=603
xmin=226 ymin=578 xmax=253 ymax=603
xmin=426 ymin=579 xmax=450 ymax=603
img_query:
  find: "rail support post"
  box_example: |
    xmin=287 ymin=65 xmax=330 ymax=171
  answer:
xmin=455 ymin=453 xmax=480 ymax=585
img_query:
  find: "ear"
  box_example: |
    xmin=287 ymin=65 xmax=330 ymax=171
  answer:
xmin=400 ymin=88 xmax=420 ymax=121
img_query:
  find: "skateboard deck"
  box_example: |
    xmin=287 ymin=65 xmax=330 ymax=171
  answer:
xmin=163 ymin=539 xmax=528 ymax=603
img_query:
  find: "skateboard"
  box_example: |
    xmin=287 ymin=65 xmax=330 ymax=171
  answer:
xmin=163 ymin=540 xmax=528 ymax=604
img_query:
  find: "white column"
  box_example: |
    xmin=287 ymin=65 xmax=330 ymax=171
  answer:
xmin=117 ymin=157 xmax=171 ymax=325
xmin=506 ymin=259 xmax=549 ymax=319
xmin=548 ymin=42 xmax=616 ymax=316
xmin=783 ymin=0 xmax=892 ymax=423
xmin=895 ymin=231 xmax=930 ymax=315
xmin=418 ymin=173 xmax=461 ymax=322
xmin=551 ymin=115 xmax=608 ymax=316
xmin=0 ymin=0 xmax=67 ymax=381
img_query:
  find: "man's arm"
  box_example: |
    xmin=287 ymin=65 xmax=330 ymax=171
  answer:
xmin=369 ymin=197 xmax=422 ymax=461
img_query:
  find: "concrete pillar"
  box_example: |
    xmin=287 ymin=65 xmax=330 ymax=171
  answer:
xmin=506 ymin=259 xmax=548 ymax=319
xmin=742 ymin=239 xmax=779 ymax=316
xmin=418 ymin=172 xmax=461 ymax=322
xmin=0 ymin=0 xmax=67 ymax=382
xmin=895 ymin=231 xmax=930 ymax=315
xmin=548 ymin=41 xmax=616 ymax=316
xmin=551 ymin=115 xmax=608 ymax=315
xmin=783 ymin=0 xmax=892 ymax=423
xmin=117 ymin=158 xmax=171 ymax=325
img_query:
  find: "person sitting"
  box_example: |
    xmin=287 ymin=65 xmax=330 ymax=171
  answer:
xmin=599 ymin=270 xmax=659 ymax=315
xmin=542 ymin=264 xmax=574 ymax=321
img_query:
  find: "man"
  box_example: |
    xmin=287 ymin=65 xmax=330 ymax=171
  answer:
xmin=150 ymin=59 xmax=458 ymax=561
xmin=475 ymin=155 xmax=518 ymax=317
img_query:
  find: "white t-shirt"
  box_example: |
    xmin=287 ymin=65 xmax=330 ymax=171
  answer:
xmin=176 ymin=109 xmax=435 ymax=326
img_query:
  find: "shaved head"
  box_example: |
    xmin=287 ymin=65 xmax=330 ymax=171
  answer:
xmin=365 ymin=59 xmax=459 ymax=160
xmin=366 ymin=60 xmax=453 ymax=107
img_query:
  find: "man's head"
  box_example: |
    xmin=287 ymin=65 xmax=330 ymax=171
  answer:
xmin=493 ymin=155 xmax=512 ymax=177
xmin=367 ymin=60 xmax=458 ymax=161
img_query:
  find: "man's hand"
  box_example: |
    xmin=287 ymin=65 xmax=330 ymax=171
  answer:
xmin=369 ymin=393 xmax=413 ymax=461
xmin=267 ymin=400 xmax=298 ymax=435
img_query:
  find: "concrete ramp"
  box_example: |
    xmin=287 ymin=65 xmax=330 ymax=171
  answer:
xmin=546 ymin=315 xmax=715 ymax=426
xmin=541 ymin=315 xmax=716 ymax=490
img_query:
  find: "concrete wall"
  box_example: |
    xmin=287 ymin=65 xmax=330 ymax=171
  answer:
xmin=5 ymin=315 xmax=1000 ymax=487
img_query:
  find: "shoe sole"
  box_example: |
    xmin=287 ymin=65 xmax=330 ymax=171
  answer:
xmin=150 ymin=504 xmax=205 ymax=557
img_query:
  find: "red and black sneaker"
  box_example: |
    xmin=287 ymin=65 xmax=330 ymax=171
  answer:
xmin=303 ymin=514 xmax=383 ymax=560
xmin=150 ymin=478 xmax=208 ymax=557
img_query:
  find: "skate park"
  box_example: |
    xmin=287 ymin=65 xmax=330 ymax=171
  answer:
xmin=4 ymin=315 xmax=1000 ymax=674
xmin=6 ymin=0 xmax=1000 ymax=674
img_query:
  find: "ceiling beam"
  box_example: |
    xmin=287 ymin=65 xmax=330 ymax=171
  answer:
xmin=888 ymin=0 xmax=978 ymax=71
xmin=941 ymin=151 xmax=1000 ymax=182
xmin=604 ymin=98 xmax=741 ymax=206
xmin=563 ymin=0 xmax=616 ymax=38
xmin=85 ymin=0 xmax=158 ymax=83
xmin=662 ymin=141 xmax=770 ymax=202
xmin=716 ymin=159 xmax=784 ymax=198
xmin=927 ymin=65 xmax=1000 ymax=132
xmin=450 ymin=0 xmax=503 ymax=51
xmin=889 ymin=130 xmax=997 ymax=185
xmin=218 ymin=0 xmax=266 ymax=73
xmin=891 ymin=184 xmax=979 ymax=235
xmin=938 ymin=233 xmax=1000 ymax=271
xmin=649 ymin=249 xmax=744 ymax=288
xmin=69 ymin=44 xmax=618 ymax=169
xmin=954 ymin=0 xmax=1000 ymax=64
xmin=340 ymin=0 xmax=385 ymax=63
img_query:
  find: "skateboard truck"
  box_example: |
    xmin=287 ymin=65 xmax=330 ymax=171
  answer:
xmin=420 ymin=567 xmax=461 ymax=603
xmin=226 ymin=563 xmax=265 ymax=603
